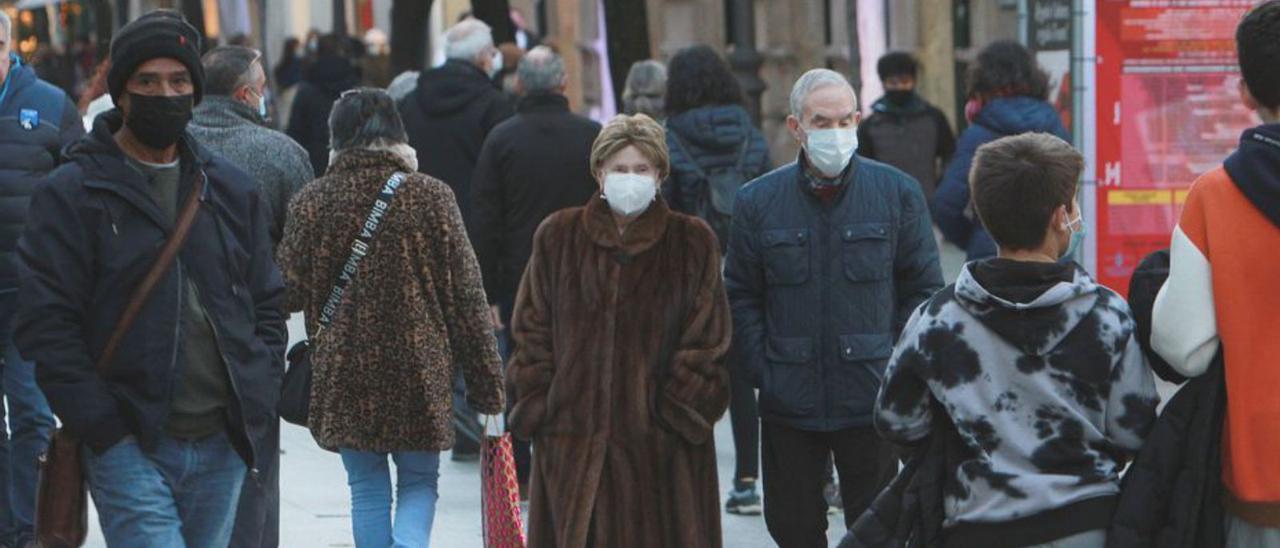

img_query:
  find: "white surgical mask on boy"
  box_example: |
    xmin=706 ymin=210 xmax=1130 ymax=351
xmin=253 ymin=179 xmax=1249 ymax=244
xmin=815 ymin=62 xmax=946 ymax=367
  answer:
xmin=804 ymin=127 xmax=859 ymax=177
xmin=602 ymin=173 xmax=657 ymax=217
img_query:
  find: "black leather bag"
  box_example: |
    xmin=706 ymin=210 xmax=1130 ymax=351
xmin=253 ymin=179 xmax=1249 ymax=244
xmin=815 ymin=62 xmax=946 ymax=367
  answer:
xmin=278 ymin=171 xmax=406 ymax=427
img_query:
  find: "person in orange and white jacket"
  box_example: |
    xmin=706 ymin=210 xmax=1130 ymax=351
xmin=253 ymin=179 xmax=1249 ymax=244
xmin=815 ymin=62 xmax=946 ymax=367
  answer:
xmin=1152 ymin=2 xmax=1280 ymax=546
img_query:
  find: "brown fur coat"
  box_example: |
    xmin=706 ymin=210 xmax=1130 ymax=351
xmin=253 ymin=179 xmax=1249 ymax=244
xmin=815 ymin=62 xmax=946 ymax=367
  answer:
xmin=278 ymin=148 xmax=505 ymax=452
xmin=509 ymin=195 xmax=732 ymax=548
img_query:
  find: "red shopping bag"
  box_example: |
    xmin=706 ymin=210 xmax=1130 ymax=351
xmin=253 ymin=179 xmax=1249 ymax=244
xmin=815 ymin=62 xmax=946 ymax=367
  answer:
xmin=481 ymin=431 xmax=526 ymax=548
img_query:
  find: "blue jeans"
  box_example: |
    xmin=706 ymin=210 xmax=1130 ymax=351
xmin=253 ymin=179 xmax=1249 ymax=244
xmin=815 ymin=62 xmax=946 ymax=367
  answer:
xmin=340 ymin=449 xmax=440 ymax=548
xmin=0 ymin=302 xmax=56 ymax=543
xmin=84 ymin=432 xmax=247 ymax=548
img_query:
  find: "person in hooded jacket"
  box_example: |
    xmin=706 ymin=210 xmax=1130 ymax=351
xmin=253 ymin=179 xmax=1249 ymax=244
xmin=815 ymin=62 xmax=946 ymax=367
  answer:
xmin=932 ymin=41 xmax=1068 ymax=261
xmin=1151 ymin=2 xmax=1280 ymax=544
xmin=876 ymin=133 xmax=1158 ymax=548
xmin=661 ymin=44 xmax=771 ymax=517
xmin=398 ymin=18 xmax=514 ymax=233
xmin=286 ymin=33 xmax=359 ymax=176
xmin=0 ymin=11 xmax=84 ymax=547
xmin=13 ymin=11 xmax=286 ymax=547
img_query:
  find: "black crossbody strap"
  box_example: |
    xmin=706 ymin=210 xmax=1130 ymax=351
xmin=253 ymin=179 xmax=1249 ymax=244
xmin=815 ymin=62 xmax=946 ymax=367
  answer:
xmin=317 ymin=171 xmax=406 ymax=328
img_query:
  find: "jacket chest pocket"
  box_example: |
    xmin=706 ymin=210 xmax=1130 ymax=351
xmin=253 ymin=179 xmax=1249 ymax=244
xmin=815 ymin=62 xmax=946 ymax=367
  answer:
xmin=761 ymin=228 xmax=810 ymax=285
xmin=841 ymin=223 xmax=891 ymax=282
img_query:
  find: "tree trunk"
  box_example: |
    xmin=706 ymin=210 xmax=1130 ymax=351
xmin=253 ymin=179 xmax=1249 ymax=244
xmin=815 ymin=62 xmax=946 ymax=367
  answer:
xmin=179 ymin=0 xmax=208 ymax=44
xmin=390 ymin=0 xmax=434 ymax=74
xmin=846 ymin=0 xmax=861 ymax=93
xmin=334 ymin=0 xmax=349 ymax=36
xmin=472 ymin=0 xmax=515 ymax=45
xmin=602 ymin=0 xmax=651 ymax=109
xmin=91 ymin=0 xmax=115 ymax=62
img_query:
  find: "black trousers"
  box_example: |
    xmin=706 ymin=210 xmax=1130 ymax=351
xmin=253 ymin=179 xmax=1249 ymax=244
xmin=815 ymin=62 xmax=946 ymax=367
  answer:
xmin=761 ymin=421 xmax=896 ymax=548
xmin=229 ymin=420 xmax=279 ymax=548
xmin=728 ymin=364 xmax=760 ymax=481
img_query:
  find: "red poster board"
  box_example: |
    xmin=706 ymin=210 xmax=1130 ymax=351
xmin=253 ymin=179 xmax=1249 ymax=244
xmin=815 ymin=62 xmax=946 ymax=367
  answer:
xmin=1093 ymin=0 xmax=1261 ymax=293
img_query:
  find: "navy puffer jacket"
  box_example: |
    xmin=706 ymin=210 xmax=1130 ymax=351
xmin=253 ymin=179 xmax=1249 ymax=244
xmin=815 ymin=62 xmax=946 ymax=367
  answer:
xmin=663 ymin=105 xmax=771 ymax=247
xmin=932 ymin=97 xmax=1068 ymax=260
xmin=0 ymin=59 xmax=83 ymax=294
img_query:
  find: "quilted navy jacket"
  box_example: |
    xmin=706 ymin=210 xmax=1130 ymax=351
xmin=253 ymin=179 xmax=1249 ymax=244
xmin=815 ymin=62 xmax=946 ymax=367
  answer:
xmin=724 ymin=156 xmax=943 ymax=432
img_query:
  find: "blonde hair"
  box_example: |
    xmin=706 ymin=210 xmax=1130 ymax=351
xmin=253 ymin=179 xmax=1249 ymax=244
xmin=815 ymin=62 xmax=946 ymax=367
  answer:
xmin=590 ymin=114 xmax=670 ymax=179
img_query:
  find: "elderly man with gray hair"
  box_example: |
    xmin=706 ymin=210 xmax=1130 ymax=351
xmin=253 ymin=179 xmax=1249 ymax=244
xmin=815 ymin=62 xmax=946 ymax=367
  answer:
xmin=470 ymin=46 xmax=601 ymax=489
xmin=723 ymin=68 xmax=943 ymax=547
xmin=399 ymin=17 xmax=513 ymax=233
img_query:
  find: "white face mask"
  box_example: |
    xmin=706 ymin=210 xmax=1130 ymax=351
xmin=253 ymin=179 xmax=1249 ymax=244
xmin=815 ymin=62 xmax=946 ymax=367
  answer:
xmin=602 ymin=173 xmax=657 ymax=217
xmin=803 ymin=127 xmax=859 ymax=177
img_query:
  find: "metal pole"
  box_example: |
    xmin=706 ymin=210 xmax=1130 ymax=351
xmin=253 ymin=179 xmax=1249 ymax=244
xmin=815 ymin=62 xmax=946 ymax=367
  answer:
xmin=727 ymin=0 xmax=765 ymax=126
xmin=846 ymin=0 xmax=861 ymax=94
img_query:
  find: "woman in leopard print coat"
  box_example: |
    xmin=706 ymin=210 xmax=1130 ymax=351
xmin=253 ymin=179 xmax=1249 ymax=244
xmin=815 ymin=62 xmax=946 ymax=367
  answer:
xmin=278 ymin=89 xmax=504 ymax=545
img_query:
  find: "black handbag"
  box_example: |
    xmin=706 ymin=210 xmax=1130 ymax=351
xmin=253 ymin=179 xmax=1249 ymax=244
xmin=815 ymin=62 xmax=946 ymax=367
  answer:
xmin=279 ymin=171 xmax=407 ymax=426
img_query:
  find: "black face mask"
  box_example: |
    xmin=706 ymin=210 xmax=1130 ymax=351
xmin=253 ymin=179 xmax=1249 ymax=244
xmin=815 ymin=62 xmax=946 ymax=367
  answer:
xmin=885 ymin=89 xmax=915 ymax=107
xmin=125 ymin=93 xmax=194 ymax=149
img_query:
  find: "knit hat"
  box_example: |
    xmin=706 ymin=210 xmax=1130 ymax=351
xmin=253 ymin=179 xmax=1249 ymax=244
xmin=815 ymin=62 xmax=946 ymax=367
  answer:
xmin=107 ymin=10 xmax=205 ymax=105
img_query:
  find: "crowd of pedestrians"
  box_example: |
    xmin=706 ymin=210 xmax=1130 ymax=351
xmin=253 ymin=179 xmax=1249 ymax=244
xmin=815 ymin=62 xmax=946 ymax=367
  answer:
xmin=0 ymin=2 xmax=1278 ymax=548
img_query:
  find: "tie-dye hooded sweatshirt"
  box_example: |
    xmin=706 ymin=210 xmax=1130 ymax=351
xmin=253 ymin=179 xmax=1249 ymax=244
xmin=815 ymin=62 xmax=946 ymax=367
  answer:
xmin=874 ymin=261 xmax=1159 ymax=529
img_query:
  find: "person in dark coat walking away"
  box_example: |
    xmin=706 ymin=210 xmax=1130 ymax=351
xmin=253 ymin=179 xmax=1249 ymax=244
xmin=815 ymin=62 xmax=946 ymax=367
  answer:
xmin=857 ymin=51 xmax=955 ymax=203
xmin=398 ymin=17 xmax=514 ymax=460
xmin=13 ymin=11 xmax=287 ymax=547
xmin=932 ymin=41 xmax=1068 ymax=261
xmin=470 ymin=46 xmax=600 ymax=492
xmin=723 ymin=68 xmax=943 ymax=548
xmin=1152 ymin=3 xmax=1280 ymax=544
xmin=286 ymin=34 xmax=359 ymax=176
xmin=399 ymin=18 xmax=514 ymax=232
xmin=188 ymin=44 xmax=314 ymax=548
xmin=0 ymin=11 xmax=84 ymax=547
xmin=876 ymin=134 xmax=1158 ymax=548
xmin=278 ymin=88 xmax=505 ymax=548
xmin=662 ymin=44 xmax=771 ymax=516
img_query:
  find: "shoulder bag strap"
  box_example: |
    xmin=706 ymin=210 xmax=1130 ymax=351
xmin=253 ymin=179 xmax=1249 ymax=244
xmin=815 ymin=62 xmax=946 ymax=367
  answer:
xmin=315 ymin=171 xmax=408 ymax=332
xmin=95 ymin=170 xmax=207 ymax=373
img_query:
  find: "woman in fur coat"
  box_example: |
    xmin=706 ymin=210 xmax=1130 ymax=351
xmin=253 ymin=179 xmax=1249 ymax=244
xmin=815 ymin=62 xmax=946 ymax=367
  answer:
xmin=507 ymin=114 xmax=732 ymax=548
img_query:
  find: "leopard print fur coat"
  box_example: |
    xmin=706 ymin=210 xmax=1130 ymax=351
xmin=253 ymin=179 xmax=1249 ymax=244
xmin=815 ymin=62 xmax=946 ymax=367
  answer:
xmin=278 ymin=147 xmax=504 ymax=452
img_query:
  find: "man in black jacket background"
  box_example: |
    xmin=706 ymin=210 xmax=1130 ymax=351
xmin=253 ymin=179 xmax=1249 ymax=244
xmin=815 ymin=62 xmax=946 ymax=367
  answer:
xmin=470 ymin=46 xmax=600 ymax=489
xmin=13 ymin=11 xmax=286 ymax=547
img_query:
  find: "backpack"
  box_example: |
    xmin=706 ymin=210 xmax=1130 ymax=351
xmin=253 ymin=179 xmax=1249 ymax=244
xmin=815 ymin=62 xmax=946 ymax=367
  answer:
xmin=669 ymin=130 xmax=753 ymax=251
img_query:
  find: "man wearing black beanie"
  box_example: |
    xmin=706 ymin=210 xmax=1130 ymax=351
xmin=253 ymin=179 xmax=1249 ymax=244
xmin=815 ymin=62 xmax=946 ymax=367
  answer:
xmin=12 ymin=9 xmax=286 ymax=548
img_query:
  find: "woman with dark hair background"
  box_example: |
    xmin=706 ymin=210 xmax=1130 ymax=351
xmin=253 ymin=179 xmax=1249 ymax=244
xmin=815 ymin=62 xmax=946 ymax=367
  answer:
xmin=662 ymin=44 xmax=771 ymax=517
xmin=932 ymin=40 xmax=1070 ymax=261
